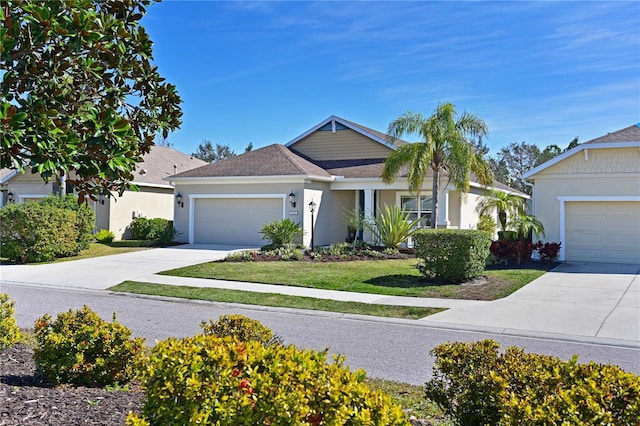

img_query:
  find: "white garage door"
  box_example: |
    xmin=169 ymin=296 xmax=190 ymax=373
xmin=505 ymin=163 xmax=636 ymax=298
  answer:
xmin=193 ymin=198 xmax=284 ymax=246
xmin=565 ymin=201 xmax=640 ymax=264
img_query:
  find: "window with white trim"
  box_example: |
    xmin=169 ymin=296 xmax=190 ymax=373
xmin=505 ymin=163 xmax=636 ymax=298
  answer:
xmin=400 ymin=194 xmax=432 ymax=228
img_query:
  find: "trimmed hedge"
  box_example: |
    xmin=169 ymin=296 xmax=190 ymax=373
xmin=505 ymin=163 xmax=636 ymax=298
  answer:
xmin=129 ymin=217 xmax=178 ymax=244
xmin=40 ymin=194 xmax=95 ymax=251
xmin=425 ymin=340 xmax=640 ymax=426
xmin=128 ymin=335 xmax=409 ymax=425
xmin=0 ymin=203 xmax=78 ymax=263
xmin=414 ymin=229 xmax=491 ymax=283
xmin=200 ymin=314 xmax=283 ymax=347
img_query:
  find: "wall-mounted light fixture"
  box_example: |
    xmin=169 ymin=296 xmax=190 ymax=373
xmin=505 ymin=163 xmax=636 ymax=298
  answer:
xmin=7 ymin=191 xmax=14 ymax=204
xmin=176 ymin=193 xmax=184 ymax=208
xmin=288 ymin=191 xmax=296 ymax=208
xmin=98 ymin=194 xmax=105 ymax=205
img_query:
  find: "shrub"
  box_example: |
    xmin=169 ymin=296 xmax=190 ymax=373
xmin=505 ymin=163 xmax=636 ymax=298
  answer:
xmin=0 ymin=202 xmax=78 ymax=263
xmin=476 ymin=213 xmax=496 ymax=235
xmin=425 ymin=340 xmax=640 ymax=426
xmin=0 ymin=293 xmax=21 ymax=350
xmin=366 ymin=205 xmax=420 ymax=249
xmin=200 ymin=314 xmax=283 ymax=347
xmin=127 ymin=335 xmax=410 ymax=425
xmin=40 ymin=194 xmax=95 ymax=251
xmin=224 ymin=250 xmax=257 ymax=262
xmin=537 ymin=241 xmax=561 ymax=262
xmin=261 ymin=246 xmax=303 ymax=260
xmin=94 ymin=229 xmax=115 ymax=243
xmin=414 ymin=229 xmax=491 ymax=283
xmin=33 ymin=305 xmax=144 ymax=387
xmin=129 ymin=217 xmax=178 ymax=244
xmin=260 ymin=218 xmax=305 ymax=248
xmin=490 ymin=239 xmax=540 ymax=265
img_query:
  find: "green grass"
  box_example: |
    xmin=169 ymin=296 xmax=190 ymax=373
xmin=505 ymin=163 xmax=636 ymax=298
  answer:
xmin=49 ymin=242 xmax=151 ymax=263
xmin=365 ymin=378 xmax=452 ymax=425
xmin=110 ymin=281 xmax=445 ymax=319
xmin=160 ymin=259 xmax=551 ymax=301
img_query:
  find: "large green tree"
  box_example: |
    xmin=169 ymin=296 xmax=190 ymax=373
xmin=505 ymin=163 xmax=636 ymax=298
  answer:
xmin=382 ymin=102 xmax=493 ymax=228
xmin=192 ymin=140 xmax=237 ymax=163
xmin=0 ymin=0 xmax=182 ymax=201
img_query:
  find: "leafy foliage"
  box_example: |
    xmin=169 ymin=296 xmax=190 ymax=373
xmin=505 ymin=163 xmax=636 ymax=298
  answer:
xmin=94 ymin=229 xmax=115 ymax=243
xmin=476 ymin=213 xmax=497 ymax=235
xmin=383 ymin=102 xmax=493 ymax=228
xmin=0 ymin=202 xmax=78 ymax=263
xmin=128 ymin=334 xmax=410 ymax=425
xmin=33 ymin=305 xmax=144 ymax=387
xmin=414 ymin=229 xmax=491 ymax=283
xmin=425 ymin=340 xmax=640 ymax=426
xmin=1 ymin=0 xmax=182 ymax=200
xmin=128 ymin=217 xmax=178 ymax=244
xmin=537 ymin=241 xmax=561 ymax=262
xmin=191 ymin=140 xmax=236 ymax=163
xmin=40 ymin=194 xmax=95 ymax=250
xmin=366 ymin=205 xmax=420 ymax=249
xmin=490 ymin=240 xmax=539 ymax=265
xmin=260 ymin=218 xmax=305 ymax=248
xmin=0 ymin=293 xmax=21 ymax=350
xmin=200 ymin=314 xmax=283 ymax=347
xmin=476 ymin=189 xmax=526 ymax=231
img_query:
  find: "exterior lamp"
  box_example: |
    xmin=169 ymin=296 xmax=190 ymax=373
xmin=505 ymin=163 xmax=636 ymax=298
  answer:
xmin=288 ymin=191 xmax=296 ymax=208
xmin=176 ymin=193 xmax=184 ymax=208
xmin=7 ymin=191 xmax=14 ymax=204
xmin=308 ymin=200 xmax=317 ymax=250
xmin=98 ymin=194 xmax=105 ymax=205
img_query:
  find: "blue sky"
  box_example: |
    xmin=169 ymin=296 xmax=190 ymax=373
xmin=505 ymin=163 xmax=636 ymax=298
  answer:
xmin=142 ymin=1 xmax=639 ymax=157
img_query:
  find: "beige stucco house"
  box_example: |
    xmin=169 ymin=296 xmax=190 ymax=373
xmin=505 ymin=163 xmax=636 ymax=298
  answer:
xmin=168 ymin=116 xmax=522 ymax=247
xmin=1 ymin=146 xmax=206 ymax=240
xmin=523 ymin=124 xmax=640 ymax=264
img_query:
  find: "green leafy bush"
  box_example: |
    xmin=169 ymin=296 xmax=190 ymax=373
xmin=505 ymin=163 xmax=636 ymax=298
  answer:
xmin=476 ymin=213 xmax=496 ymax=235
xmin=0 ymin=293 xmax=21 ymax=350
xmin=414 ymin=229 xmax=491 ymax=283
xmin=425 ymin=340 xmax=640 ymax=426
xmin=0 ymin=202 xmax=78 ymax=263
xmin=94 ymin=229 xmax=115 ymax=243
xmin=366 ymin=205 xmax=420 ymax=249
xmin=40 ymin=194 xmax=95 ymax=251
xmin=129 ymin=217 xmax=178 ymax=244
xmin=200 ymin=314 xmax=283 ymax=347
xmin=33 ymin=305 xmax=144 ymax=387
xmin=127 ymin=335 xmax=410 ymax=425
xmin=260 ymin=218 xmax=305 ymax=248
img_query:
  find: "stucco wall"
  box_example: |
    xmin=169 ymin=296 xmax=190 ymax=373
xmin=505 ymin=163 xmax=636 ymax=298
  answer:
xmin=291 ymin=129 xmax=391 ymax=160
xmin=109 ymin=187 xmax=174 ymax=240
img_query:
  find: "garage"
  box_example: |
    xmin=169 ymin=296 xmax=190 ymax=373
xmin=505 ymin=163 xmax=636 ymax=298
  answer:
xmin=565 ymin=201 xmax=640 ymax=264
xmin=192 ymin=197 xmax=284 ymax=246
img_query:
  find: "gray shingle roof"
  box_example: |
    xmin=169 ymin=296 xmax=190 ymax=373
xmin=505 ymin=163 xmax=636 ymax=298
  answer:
xmin=171 ymin=144 xmax=332 ymax=178
xmin=134 ymin=146 xmax=207 ymax=186
xmin=583 ymin=123 xmax=640 ymax=144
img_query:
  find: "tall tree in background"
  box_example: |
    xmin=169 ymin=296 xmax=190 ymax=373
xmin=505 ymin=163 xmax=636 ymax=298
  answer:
xmin=192 ymin=141 xmax=237 ymax=163
xmin=494 ymin=142 xmax=541 ymax=194
xmin=1 ymin=0 xmax=182 ymax=201
xmin=382 ymin=102 xmax=493 ymax=228
xmin=245 ymin=142 xmax=254 ymax=152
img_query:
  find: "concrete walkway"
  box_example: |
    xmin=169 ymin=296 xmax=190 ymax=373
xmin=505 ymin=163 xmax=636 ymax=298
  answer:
xmin=1 ymin=245 xmax=638 ymax=346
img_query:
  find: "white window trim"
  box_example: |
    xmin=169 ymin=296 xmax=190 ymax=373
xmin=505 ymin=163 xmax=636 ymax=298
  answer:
xmin=187 ymin=194 xmax=287 ymax=244
xmin=396 ymin=191 xmax=434 ymax=227
xmin=17 ymin=194 xmax=48 ymax=204
xmin=556 ymin=196 xmax=640 ymax=261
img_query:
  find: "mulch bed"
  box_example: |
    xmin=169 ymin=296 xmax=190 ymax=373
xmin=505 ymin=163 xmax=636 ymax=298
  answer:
xmin=0 ymin=344 xmax=142 ymax=425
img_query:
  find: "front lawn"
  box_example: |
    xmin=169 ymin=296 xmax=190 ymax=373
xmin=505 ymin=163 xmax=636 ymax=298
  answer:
xmin=160 ymin=259 xmax=553 ymax=301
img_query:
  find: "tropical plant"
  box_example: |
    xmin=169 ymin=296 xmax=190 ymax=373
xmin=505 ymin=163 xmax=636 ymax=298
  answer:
xmin=94 ymin=229 xmax=115 ymax=243
xmin=343 ymin=208 xmax=366 ymax=247
xmin=383 ymin=102 xmax=493 ymax=228
xmin=366 ymin=205 xmax=420 ymax=249
xmin=476 ymin=213 xmax=497 ymax=235
xmin=259 ymin=218 xmax=305 ymax=248
xmin=476 ymin=189 xmax=526 ymax=231
xmin=509 ymin=213 xmax=545 ymax=240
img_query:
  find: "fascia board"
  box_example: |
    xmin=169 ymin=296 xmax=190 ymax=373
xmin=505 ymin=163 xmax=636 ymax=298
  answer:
xmin=168 ymin=175 xmax=330 ymax=185
xmin=0 ymin=169 xmax=20 ymax=184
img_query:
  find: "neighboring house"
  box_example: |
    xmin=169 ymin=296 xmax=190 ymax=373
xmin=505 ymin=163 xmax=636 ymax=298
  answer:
xmin=0 ymin=146 xmax=207 ymax=240
xmin=523 ymin=124 xmax=640 ymax=264
xmin=168 ymin=116 xmax=523 ymax=247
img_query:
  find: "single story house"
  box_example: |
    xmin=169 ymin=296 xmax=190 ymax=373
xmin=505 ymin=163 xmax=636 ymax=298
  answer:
xmin=523 ymin=124 xmax=640 ymax=264
xmin=1 ymin=146 xmax=206 ymax=240
xmin=168 ymin=116 xmax=523 ymax=247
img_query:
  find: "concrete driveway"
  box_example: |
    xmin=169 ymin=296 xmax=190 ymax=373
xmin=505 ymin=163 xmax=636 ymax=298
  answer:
xmin=0 ymin=244 xmax=246 ymax=290
xmin=423 ymin=262 xmax=640 ymax=345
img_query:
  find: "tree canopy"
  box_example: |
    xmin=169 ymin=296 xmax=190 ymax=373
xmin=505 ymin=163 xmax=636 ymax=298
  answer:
xmin=382 ymin=102 xmax=493 ymax=228
xmin=0 ymin=0 xmax=182 ymax=201
xmin=192 ymin=140 xmax=237 ymax=163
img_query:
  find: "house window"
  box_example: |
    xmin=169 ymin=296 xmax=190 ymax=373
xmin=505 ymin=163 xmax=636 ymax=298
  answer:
xmin=400 ymin=195 xmax=432 ymax=228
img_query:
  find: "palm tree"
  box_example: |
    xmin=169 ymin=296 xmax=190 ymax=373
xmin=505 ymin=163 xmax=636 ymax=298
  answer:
xmin=382 ymin=102 xmax=493 ymax=228
xmin=475 ymin=189 xmax=526 ymax=231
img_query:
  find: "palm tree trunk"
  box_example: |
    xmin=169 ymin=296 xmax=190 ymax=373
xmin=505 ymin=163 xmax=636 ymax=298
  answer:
xmin=431 ymin=167 xmax=439 ymax=228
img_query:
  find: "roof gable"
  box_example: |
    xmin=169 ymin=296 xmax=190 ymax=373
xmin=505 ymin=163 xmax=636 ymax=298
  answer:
xmin=523 ymin=123 xmax=640 ymax=179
